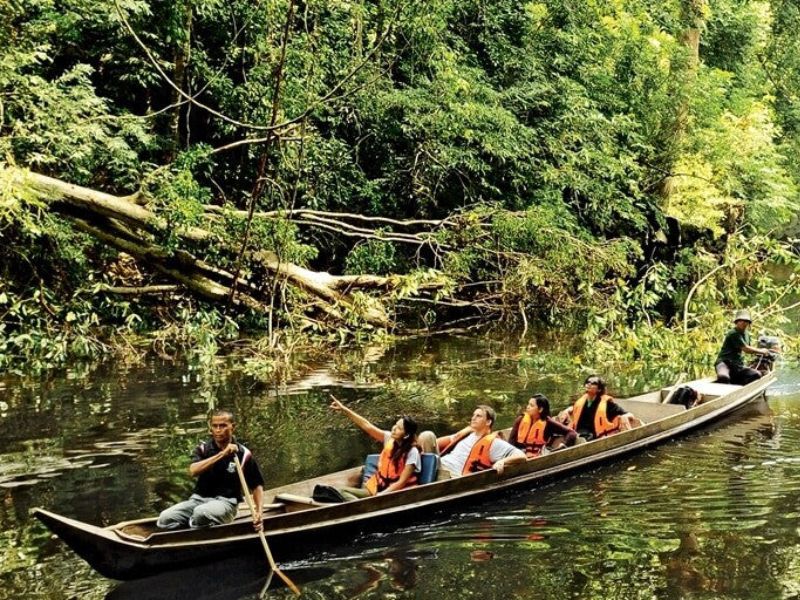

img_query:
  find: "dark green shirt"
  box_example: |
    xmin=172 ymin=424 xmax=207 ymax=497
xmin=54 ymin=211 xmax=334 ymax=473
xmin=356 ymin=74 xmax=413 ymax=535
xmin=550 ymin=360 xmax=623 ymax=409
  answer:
xmin=716 ymin=328 xmax=750 ymax=367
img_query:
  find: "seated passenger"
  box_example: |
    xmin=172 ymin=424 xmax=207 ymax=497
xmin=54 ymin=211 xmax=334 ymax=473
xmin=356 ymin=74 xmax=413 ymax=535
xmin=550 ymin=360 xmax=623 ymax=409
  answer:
xmin=419 ymin=405 xmax=526 ymax=477
xmin=557 ymin=376 xmax=642 ymax=441
xmin=330 ymin=397 xmax=420 ymax=500
xmin=509 ymin=394 xmax=577 ymax=457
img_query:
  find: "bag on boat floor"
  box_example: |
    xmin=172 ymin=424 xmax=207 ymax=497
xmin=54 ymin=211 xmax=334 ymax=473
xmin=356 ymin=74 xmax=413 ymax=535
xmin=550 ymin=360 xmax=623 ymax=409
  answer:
xmin=668 ymin=385 xmax=698 ymax=409
xmin=312 ymin=484 xmax=347 ymax=503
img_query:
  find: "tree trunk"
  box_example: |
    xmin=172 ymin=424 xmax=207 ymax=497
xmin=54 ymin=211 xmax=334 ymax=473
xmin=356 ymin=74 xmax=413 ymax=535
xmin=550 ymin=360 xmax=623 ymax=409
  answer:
xmin=9 ymin=168 xmax=433 ymax=329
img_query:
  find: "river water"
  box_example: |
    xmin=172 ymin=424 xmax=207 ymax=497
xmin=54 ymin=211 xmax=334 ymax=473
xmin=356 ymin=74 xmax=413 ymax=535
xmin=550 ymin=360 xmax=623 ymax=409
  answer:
xmin=1 ymin=333 xmax=799 ymax=599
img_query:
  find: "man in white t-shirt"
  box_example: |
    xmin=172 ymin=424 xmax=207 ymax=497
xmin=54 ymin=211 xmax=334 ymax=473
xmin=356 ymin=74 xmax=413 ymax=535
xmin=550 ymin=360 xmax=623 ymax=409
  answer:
xmin=421 ymin=405 xmax=526 ymax=477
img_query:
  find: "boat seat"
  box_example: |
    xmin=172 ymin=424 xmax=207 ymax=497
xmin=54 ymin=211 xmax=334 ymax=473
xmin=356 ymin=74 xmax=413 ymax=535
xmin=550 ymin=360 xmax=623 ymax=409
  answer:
xmin=616 ymin=398 xmax=685 ymax=423
xmin=685 ymin=381 xmax=742 ymax=400
xmin=660 ymin=380 xmax=742 ymax=404
xmin=361 ymin=452 xmax=439 ymax=487
xmin=273 ymin=493 xmax=335 ymax=512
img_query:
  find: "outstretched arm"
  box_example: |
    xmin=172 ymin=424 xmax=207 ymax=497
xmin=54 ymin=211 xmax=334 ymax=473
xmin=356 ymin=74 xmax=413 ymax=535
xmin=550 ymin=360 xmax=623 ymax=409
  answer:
xmin=330 ymin=396 xmax=384 ymax=442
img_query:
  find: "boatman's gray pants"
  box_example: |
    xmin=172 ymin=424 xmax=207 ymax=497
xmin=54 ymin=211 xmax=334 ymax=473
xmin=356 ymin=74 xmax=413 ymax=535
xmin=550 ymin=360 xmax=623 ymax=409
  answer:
xmin=156 ymin=494 xmax=238 ymax=529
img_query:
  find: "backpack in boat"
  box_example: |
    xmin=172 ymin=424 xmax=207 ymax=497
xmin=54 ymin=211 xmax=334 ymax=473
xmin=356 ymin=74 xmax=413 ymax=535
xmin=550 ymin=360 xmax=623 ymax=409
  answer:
xmin=668 ymin=385 xmax=698 ymax=409
xmin=312 ymin=484 xmax=347 ymax=503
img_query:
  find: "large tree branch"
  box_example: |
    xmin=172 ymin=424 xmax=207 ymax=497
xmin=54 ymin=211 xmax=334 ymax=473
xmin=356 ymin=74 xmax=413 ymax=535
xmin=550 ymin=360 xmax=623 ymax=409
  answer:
xmin=96 ymin=284 xmax=180 ymax=295
xmin=204 ymin=206 xmax=445 ymax=227
xmin=22 ymin=171 xmax=211 ymax=243
xmin=10 ymin=168 xmax=421 ymax=329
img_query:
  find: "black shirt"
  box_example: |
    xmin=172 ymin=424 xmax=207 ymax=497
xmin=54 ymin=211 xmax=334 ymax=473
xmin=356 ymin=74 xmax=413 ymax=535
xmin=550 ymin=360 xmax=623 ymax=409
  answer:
xmin=716 ymin=328 xmax=749 ymax=367
xmin=191 ymin=438 xmax=265 ymax=501
xmin=575 ymin=397 xmax=626 ymax=437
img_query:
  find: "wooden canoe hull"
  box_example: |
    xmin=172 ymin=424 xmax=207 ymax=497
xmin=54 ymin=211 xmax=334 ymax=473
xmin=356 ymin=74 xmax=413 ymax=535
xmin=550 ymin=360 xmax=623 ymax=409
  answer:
xmin=34 ymin=372 xmax=775 ymax=580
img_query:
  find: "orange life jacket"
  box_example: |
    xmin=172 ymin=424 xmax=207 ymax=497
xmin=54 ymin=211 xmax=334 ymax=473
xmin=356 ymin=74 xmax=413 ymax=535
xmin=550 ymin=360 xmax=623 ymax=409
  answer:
xmin=365 ymin=438 xmax=417 ymax=495
xmin=515 ymin=414 xmax=548 ymax=457
xmin=570 ymin=394 xmax=619 ymax=438
xmin=440 ymin=427 xmax=498 ymax=474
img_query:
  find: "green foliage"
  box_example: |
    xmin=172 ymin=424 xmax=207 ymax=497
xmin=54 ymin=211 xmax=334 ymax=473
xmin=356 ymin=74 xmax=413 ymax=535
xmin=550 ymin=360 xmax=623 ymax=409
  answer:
xmin=2 ymin=0 xmax=800 ymax=371
xmin=149 ymin=304 xmax=239 ymax=366
xmin=663 ymin=157 xmax=736 ymax=236
xmin=0 ymin=0 xmax=151 ymax=186
xmin=578 ymin=233 xmax=800 ymax=373
xmin=211 ymin=209 xmax=317 ymax=269
xmin=0 ymin=282 xmax=109 ymax=372
xmin=344 ymin=238 xmax=398 ymax=275
xmin=143 ymin=164 xmax=207 ymax=248
xmin=437 ymin=204 xmax=639 ymax=322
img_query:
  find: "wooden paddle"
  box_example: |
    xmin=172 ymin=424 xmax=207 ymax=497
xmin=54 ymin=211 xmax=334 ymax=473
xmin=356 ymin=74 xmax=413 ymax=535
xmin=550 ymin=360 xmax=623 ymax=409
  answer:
xmin=233 ymin=454 xmax=301 ymax=596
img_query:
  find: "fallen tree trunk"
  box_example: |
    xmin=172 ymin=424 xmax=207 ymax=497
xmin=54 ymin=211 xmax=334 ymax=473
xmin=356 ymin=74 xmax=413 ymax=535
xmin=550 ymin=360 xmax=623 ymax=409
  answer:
xmin=23 ymin=171 xmax=212 ymax=243
xmin=253 ymin=251 xmax=390 ymax=327
xmin=96 ymin=284 xmax=180 ymax=295
xmin=9 ymin=168 xmax=454 ymax=330
xmin=69 ymin=217 xmax=269 ymax=314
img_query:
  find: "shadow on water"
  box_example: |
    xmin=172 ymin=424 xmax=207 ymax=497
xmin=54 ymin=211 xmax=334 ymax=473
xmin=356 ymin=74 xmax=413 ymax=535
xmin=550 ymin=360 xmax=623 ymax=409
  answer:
xmin=106 ymin=555 xmax=334 ymax=600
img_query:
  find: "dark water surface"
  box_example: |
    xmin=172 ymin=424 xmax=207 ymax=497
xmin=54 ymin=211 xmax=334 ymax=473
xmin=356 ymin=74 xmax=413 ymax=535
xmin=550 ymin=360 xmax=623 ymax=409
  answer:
xmin=1 ymin=334 xmax=799 ymax=599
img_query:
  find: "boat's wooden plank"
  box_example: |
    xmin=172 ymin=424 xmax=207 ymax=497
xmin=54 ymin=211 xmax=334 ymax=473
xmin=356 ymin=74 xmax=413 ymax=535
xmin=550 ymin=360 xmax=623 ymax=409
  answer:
xmin=616 ymin=398 xmax=685 ymax=423
xmin=687 ymin=380 xmax=743 ymax=398
xmin=622 ymin=390 xmax=663 ymax=404
xmin=273 ymin=493 xmax=336 ymax=513
xmin=266 ymin=465 xmax=363 ymax=499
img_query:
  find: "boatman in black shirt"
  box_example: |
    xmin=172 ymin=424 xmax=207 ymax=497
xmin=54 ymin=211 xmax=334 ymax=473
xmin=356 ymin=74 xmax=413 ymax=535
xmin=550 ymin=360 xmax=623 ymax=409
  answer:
xmin=156 ymin=409 xmax=265 ymax=531
xmin=715 ymin=309 xmax=771 ymax=385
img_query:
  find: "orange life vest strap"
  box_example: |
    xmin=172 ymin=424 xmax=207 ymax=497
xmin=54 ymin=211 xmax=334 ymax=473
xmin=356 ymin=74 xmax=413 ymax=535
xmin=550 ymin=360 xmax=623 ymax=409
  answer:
xmin=571 ymin=394 xmax=618 ymax=438
xmin=516 ymin=414 xmax=547 ymax=456
xmin=365 ymin=438 xmax=417 ymax=495
xmin=463 ymin=433 xmax=497 ymax=474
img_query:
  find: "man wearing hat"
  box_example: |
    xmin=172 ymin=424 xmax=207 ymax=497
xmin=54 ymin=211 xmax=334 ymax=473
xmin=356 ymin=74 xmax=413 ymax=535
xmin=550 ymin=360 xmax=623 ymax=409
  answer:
xmin=714 ymin=310 xmax=771 ymax=385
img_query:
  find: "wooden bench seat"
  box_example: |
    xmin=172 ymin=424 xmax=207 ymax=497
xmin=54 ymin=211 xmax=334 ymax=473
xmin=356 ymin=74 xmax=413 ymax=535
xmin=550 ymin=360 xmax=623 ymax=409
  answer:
xmin=617 ymin=398 xmax=686 ymax=423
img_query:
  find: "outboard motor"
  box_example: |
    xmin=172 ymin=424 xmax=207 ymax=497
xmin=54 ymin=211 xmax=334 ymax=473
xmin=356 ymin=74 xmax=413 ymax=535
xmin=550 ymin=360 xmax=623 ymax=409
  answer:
xmin=750 ymin=335 xmax=780 ymax=375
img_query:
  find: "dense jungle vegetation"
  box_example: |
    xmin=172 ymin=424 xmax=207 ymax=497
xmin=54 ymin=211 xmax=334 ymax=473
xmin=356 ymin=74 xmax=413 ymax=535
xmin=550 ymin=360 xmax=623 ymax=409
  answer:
xmin=1 ymin=0 xmax=800 ymax=374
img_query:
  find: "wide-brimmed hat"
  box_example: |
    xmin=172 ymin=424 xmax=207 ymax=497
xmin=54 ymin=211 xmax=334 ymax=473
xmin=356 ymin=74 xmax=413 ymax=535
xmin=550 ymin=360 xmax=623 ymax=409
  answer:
xmin=733 ymin=309 xmax=752 ymax=323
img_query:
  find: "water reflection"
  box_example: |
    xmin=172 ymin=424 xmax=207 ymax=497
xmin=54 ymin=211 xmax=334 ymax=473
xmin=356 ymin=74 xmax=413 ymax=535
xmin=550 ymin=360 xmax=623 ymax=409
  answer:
xmin=106 ymin=556 xmax=333 ymax=600
xmin=1 ymin=336 xmax=800 ymax=599
xmin=345 ymin=547 xmax=422 ymax=596
xmin=660 ymin=530 xmax=710 ymax=597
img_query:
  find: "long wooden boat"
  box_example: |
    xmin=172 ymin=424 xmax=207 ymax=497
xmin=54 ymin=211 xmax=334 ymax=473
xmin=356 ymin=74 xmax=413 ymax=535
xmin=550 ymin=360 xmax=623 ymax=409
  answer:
xmin=34 ymin=372 xmax=775 ymax=580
